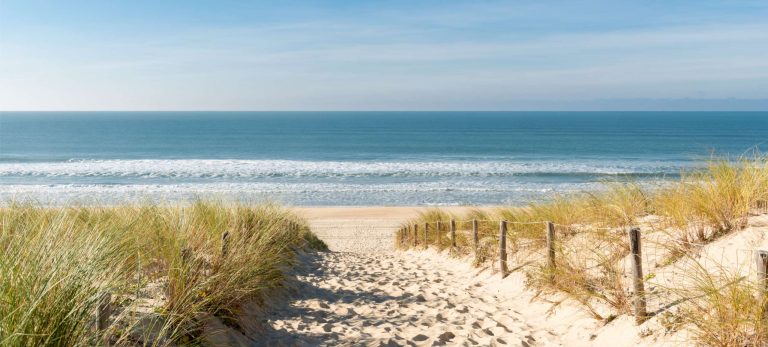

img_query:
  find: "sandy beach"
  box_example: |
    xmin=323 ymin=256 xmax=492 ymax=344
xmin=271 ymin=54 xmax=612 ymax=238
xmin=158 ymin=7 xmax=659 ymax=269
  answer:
xmin=263 ymin=206 xmax=572 ymax=346
xmin=294 ymin=206 xmax=491 ymax=253
xmin=258 ymin=250 xmax=574 ymax=346
xmin=254 ymin=206 xmax=635 ymax=346
xmin=246 ymin=205 xmax=768 ymax=346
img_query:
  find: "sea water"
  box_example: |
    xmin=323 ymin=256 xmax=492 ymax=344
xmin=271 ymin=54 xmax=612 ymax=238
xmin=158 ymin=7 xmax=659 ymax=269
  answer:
xmin=1 ymin=111 xmax=767 ymax=205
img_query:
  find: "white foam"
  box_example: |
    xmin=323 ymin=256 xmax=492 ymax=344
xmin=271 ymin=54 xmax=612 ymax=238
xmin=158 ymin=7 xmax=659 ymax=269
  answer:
xmin=0 ymin=159 xmax=680 ymax=179
xmin=0 ymin=181 xmax=604 ymax=206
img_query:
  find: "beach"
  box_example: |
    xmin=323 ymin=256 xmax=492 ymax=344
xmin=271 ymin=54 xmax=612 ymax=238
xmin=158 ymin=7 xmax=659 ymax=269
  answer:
xmin=295 ymin=206 xmax=482 ymax=253
xmin=251 ymin=204 xmax=768 ymax=346
xmin=262 ymin=205 xmax=578 ymax=346
xmin=5 ymin=0 xmax=768 ymax=344
xmin=4 ymin=112 xmax=768 ymax=346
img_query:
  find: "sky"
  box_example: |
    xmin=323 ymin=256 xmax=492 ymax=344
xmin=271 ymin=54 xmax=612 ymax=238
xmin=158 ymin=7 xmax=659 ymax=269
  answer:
xmin=1 ymin=0 xmax=768 ymax=111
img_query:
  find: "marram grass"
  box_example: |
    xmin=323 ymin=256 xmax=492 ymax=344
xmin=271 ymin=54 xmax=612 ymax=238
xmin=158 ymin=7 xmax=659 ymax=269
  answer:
xmin=397 ymin=155 xmax=768 ymax=345
xmin=0 ymin=201 xmax=326 ymax=347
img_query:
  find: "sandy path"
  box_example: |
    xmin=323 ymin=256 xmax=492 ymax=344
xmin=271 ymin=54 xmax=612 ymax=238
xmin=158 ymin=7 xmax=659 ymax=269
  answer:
xmin=247 ymin=207 xmax=704 ymax=346
xmin=253 ymin=207 xmax=584 ymax=346
xmin=307 ymin=220 xmax=399 ymax=253
xmin=295 ymin=206 xmax=493 ymax=253
xmin=259 ymin=250 xmax=566 ymax=346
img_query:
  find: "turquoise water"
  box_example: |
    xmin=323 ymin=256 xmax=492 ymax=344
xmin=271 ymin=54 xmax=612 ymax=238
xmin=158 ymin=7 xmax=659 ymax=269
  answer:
xmin=1 ymin=111 xmax=767 ymax=205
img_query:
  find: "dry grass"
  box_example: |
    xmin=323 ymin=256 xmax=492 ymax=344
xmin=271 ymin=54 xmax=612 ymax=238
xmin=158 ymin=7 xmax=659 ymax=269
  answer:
xmin=395 ymin=155 xmax=768 ymax=343
xmin=653 ymin=158 xmax=768 ymax=243
xmin=0 ymin=201 xmax=325 ymax=347
xmin=528 ymin=227 xmax=631 ymax=320
xmin=661 ymin=259 xmax=768 ymax=346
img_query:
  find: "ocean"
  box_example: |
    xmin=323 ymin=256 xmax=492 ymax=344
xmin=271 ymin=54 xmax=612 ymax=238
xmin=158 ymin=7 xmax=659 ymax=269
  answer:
xmin=1 ymin=111 xmax=767 ymax=206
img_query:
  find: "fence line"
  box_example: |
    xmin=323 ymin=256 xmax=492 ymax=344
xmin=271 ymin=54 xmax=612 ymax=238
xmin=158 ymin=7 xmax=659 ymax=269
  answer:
xmin=394 ymin=208 xmax=768 ymax=325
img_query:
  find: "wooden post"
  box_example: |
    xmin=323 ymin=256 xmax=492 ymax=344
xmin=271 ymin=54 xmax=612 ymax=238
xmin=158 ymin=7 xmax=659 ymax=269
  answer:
xmin=97 ymin=291 xmax=112 ymax=332
xmin=450 ymin=219 xmax=457 ymax=248
xmin=424 ymin=222 xmax=429 ymax=248
xmin=436 ymin=221 xmax=442 ymax=247
xmin=413 ymin=224 xmax=418 ymax=247
xmin=755 ymin=250 xmax=768 ymax=316
xmin=407 ymin=226 xmax=412 ymax=246
xmin=221 ymin=231 xmax=230 ymax=258
xmin=472 ymin=219 xmax=479 ymax=253
xmin=546 ymin=221 xmax=556 ymax=280
xmin=499 ymin=220 xmax=508 ymax=278
xmin=629 ymin=227 xmax=647 ymax=324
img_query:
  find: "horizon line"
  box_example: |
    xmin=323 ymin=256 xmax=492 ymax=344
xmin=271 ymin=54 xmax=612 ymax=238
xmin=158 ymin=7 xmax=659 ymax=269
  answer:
xmin=3 ymin=110 xmax=768 ymax=113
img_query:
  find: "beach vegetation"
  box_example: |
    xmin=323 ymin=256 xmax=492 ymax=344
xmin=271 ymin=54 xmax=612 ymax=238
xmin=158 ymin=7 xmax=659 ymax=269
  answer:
xmin=396 ymin=155 xmax=768 ymax=344
xmin=0 ymin=201 xmax=325 ymax=346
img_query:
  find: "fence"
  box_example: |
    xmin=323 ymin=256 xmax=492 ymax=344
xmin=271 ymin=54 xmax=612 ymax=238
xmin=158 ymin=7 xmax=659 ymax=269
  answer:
xmin=395 ymin=209 xmax=768 ymax=325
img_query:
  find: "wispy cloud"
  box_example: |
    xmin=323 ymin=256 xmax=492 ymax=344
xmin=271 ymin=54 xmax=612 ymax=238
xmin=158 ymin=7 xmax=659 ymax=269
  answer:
xmin=1 ymin=0 xmax=767 ymax=110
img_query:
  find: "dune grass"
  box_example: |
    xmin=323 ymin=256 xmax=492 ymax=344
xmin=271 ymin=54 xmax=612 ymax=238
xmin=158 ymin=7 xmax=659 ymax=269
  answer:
xmin=0 ymin=201 xmax=325 ymax=347
xmin=396 ymin=155 xmax=768 ymax=344
xmin=652 ymin=158 xmax=768 ymax=242
xmin=664 ymin=259 xmax=768 ymax=346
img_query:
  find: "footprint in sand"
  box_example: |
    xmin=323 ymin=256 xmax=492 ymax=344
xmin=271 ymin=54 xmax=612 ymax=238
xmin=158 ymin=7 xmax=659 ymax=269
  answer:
xmin=258 ymin=248 xmax=563 ymax=346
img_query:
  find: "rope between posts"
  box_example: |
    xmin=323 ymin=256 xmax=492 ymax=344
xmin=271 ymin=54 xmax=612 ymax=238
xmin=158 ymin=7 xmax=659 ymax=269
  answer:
xmin=311 ymin=226 xmax=402 ymax=229
xmin=317 ymin=237 xmax=395 ymax=240
xmin=390 ymin=209 xmax=768 ymax=327
xmin=549 ymin=222 xmax=623 ymax=231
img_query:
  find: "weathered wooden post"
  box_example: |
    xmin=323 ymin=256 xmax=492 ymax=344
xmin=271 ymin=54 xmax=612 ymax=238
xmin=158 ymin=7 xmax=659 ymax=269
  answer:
xmin=424 ymin=222 xmax=429 ymax=248
xmin=413 ymin=224 xmax=418 ymax=247
xmin=629 ymin=227 xmax=648 ymax=324
xmin=221 ymin=231 xmax=230 ymax=258
xmin=407 ymin=225 xmax=412 ymax=246
xmin=499 ymin=220 xmax=508 ymax=278
xmin=450 ymin=219 xmax=457 ymax=248
xmin=97 ymin=291 xmax=112 ymax=332
xmin=755 ymin=250 xmax=768 ymax=316
xmin=472 ymin=219 xmax=479 ymax=253
xmin=546 ymin=221 xmax=556 ymax=280
xmin=436 ymin=220 xmax=442 ymax=247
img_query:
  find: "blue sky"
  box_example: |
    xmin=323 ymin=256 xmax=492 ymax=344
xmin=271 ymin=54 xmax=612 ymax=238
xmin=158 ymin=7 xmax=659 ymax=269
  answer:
xmin=1 ymin=0 xmax=768 ymax=110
